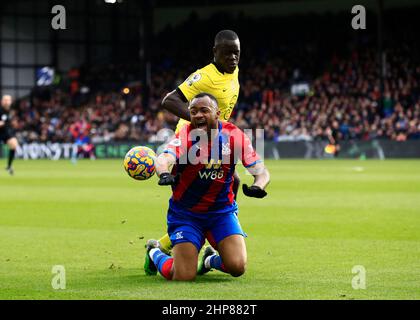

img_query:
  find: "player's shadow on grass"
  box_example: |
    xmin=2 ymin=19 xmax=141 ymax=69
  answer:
xmin=83 ymin=268 xmax=235 ymax=287
xmin=123 ymin=270 xmax=235 ymax=283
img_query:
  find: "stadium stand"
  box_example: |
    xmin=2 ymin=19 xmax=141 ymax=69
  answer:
xmin=6 ymin=10 xmax=420 ymax=144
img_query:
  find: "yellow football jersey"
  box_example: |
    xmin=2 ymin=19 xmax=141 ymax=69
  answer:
xmin=175 ymin=63 xmax=239 ymax=133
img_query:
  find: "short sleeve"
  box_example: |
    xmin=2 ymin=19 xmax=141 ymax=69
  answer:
xmin=162 ymin=125 xmax=189 ymax=160
xmin=231 ymin=128 xmax=261 ymax=168
xmin=177 ymin=72 xmax=214 ymax=102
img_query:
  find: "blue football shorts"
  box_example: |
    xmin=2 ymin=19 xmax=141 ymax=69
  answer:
xmin=167 ymin=202 xmax=247 ymax=252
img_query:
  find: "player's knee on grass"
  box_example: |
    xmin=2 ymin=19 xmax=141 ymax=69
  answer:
xmin=217 ymin=234 xmax=247 ymax=277
xmin=224 ymin=256 xmax=247 ymax=277
xmin=172 ymin=256 xmax=198 ymax=281
xmin=173 ymin=269 xmax=196 ymax=281
xmin=172 ymin=242 xmax=199 ymax=281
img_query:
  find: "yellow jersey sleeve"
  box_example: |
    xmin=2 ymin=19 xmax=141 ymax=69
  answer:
xmin=177 ymin=71 xmax=215 ymax=102
xmin=175 ymin=64 xmax=239 ymax=133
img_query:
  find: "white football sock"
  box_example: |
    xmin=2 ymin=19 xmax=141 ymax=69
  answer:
xmin=204 ymin=255 xmax=216 ymax=269
xmin=149 ymin=248 xmax=160 ymax=261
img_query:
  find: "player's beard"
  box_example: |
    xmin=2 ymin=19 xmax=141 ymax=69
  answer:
xmin=226 ymin=63 xmax=237 ymax=73
xmin=191 ymin=115 xmax=218 ymax=137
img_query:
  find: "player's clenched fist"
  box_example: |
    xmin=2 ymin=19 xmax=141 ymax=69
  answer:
xmin=242 ymin=184 xmax=267 ymax=198
xmin=158 ymin=172 xmax=176 ymax=186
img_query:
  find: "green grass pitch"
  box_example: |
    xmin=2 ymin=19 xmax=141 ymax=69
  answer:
xmin=0 ymin=159 xmax=419 ymax=300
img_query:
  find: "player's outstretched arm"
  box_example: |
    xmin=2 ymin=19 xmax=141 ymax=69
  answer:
xmin=156 ymin=152 xmax=177 ymax=186
xmin=161 ymin=90 xmax=191 ymax=122
xmin=243 ymin=162 xmax=270 ymax=198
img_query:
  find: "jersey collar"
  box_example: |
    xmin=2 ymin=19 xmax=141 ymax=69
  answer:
xmin=211 ymin=62 xmax=225 ymax=74
xmin=211 ymin=62 xmax=238 ymax=77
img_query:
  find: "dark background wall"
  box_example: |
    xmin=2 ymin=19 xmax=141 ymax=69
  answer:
xmin=0 ymin=0 xmax=141 ymax=98
xmin=2 ymin=0 xmax=420 ymax=98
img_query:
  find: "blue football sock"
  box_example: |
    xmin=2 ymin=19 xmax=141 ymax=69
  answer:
xmin=209 ymin=255 xmax=228 ymax=273
xmin=150 ymin=248 xmax=173 ymax=279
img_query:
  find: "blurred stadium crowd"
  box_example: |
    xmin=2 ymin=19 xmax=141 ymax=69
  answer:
xmin=8 ymin=10 xmax=420 ymax=144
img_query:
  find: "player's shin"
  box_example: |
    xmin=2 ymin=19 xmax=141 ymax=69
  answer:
xmin=149 ymin=248 xmax=174 ymax=280
xmin=7 ymin=149 xmax=15 ymax=168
